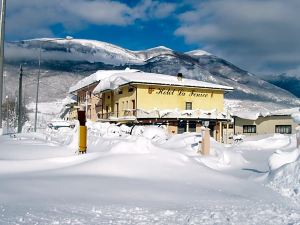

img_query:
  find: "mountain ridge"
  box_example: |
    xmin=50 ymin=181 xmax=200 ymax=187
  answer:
xmin=3 ymin=38 xmax=300 ymax=109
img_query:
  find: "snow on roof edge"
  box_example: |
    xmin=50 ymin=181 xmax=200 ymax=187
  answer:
xmin=69 ymin=69 xmax=140 ymax=93
xmin=233 ymin=107 xmax=300 ymax=120
xmin=93 ymin=71 xmax=234 ymax=94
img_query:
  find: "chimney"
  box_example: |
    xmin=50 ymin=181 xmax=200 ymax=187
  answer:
xmin=177 ymin=72 xmax=183 ymax=81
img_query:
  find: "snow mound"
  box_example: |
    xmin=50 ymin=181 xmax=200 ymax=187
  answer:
xmin=292 ymin=112 xmax=300 ymax=124
xmin=142 ymin=126 xmax=168 ymax=142
xmin=239 ymin=134 xmax=291 ymax=150
xmin=199 ymin=139 xmax=247 ymax=170
xmin=268 ymin=148 xmax=300 ymax=171
xmin=268 ymin=159 xmax=300 ymax=203
xmin=110 ymin=137 xmax=155 ymax=155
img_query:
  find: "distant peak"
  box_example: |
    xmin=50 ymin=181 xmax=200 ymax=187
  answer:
xmin=185 ymin=49 xmax=211 ymax=56
xmin=143 ymin=46 xmax=173 ymax=52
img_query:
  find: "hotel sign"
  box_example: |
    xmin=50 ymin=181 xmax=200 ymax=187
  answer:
xmin=148 ymin=87 xmax=209 ymax=98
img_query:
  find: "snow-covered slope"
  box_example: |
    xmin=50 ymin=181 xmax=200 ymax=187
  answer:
xmin=4 ymin=38 xmax=300 ymax=107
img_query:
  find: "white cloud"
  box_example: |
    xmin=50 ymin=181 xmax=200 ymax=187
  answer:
xmin=6 ymin=0 xmax=177 ymax=40
xmin=175 ymin=0 xmax=300 ymax=76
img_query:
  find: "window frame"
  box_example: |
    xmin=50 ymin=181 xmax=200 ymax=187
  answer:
xmin=185 ymin=102 xmax=192 ymax=110
xmin=275 ymin=125 xmax=292 ymax=134
xmin=243 ymin=125 xmax=256 ymax=133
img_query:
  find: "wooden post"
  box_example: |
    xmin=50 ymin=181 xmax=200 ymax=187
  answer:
xmin=219 ymin=121 xmax=222 ymax=143
xmin=198 ymin=127 xmax=210 ymax=155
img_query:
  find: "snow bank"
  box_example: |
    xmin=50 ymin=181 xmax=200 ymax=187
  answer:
xmin=268 ymin=159 xmax=300 ymax=203
xmin=292 ymin=112 xmax=300 ymax=124
xmin=238 ymin=134 xmax=291 ymax=150
xmin=142 ymin=126 xmax=168 ymax=142
xmin=199 ymin=139 xmax=247 ymax=170
xmin=268 ymin=148 xmax=300 ymax=171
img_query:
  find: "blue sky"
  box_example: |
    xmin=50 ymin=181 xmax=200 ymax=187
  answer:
xmin=5 ymin=0 xmax=300 ymax=77
xmin=53 ymin=12 xmax=198 ymax=52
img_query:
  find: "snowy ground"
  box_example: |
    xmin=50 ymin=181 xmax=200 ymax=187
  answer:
xmin=0 ymin=124 xmax=300 ymax=225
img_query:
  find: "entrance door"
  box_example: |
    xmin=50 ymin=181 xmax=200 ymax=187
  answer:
xmin=178 ymin=121 xmax=186 ymax=134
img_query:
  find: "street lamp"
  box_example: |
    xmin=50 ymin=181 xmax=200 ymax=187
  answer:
xmin=34 ymin=36 xmax=73 ymax=132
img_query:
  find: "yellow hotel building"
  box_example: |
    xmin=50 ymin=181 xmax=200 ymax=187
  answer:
xmin=69 ymin=69 xmax=234 ymax=141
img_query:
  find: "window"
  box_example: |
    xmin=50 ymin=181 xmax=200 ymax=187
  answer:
xmin=243 ymin=125 xmax=256 ymax=133
xmin=275 ymin=125 xmax=291 ymax=134
xmin=185 ymin=102 xmax=192 ymax=110
xmin=189 ymin=122 xmax=196 ymax=132
xmin=128 ymin=87 xmax=134 ymax=92
xmin=178 ymin=121 xmax=186 ymax=134
xmin=118 ymin=89 xmax=123 ymax=94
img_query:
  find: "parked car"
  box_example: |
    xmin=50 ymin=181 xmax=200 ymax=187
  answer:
xmin=47 ymin=121 xmax=75 ymax=130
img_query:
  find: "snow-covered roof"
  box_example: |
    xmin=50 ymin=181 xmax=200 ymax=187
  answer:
xmin=93 ymin=71 xmax=234 ymax=94
xmin=69 ymin=68 xmax=140 ymax=93
xmin=233 ymin=107 xmax=300 ymax=120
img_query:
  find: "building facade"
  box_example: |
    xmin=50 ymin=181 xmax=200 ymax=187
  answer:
xmin=70 ymin=69 xmax=234 ymax=141
xmin=234 ymin=112 xmax=299 ymax=136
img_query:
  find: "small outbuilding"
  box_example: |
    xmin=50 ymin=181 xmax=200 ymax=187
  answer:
xmin=233 ymin=108 xmax=300 ymax=136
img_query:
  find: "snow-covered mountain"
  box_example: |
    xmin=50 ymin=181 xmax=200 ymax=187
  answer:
xmin=264 ymin=73 xmax=300 ymax=98
xmin=4 ymin=38 xmax=300 ymax=109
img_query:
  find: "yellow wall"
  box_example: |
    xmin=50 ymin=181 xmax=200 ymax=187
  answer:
xmin=136 ymin=84 xmax=224 ymax=112
xmin=92 ymin=83 xmax=226 ymax=120
xmin=112 ymin=86 xmax=136 ymax=117
xmin=77 ymin=83 xmax=101 ymax=120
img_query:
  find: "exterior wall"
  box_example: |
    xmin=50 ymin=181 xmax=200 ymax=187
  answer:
xmin=100 ymin=91 xmax=114 ymax=119
xmin=167 ymin=124 xmax=177 ymax=134
xmin=76 ymin=83 xmax=102 ymax=121
xmin=235 ymin=116 xmax=298 ymax=135
xmin=112 ymin=85 xmax=136 ymax=117
xmin=98 ymin=85 xmax=137 ymax=119
xmin=222 ymin=123 xmax=234 ymax=144
xmin=136 ymin=84 xmax=224 ymax=112
xmin=68 ymin=107 xmax=78 ymax=120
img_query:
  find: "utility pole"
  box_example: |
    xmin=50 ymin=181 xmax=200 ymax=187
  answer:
xmin=34 ymin=44 xmax=42 ymax=132
xmin=17 ymin=65 xmax=23 ymax=133
xmin=0 ymin=0 xmax=7 ymax=129
xmin=34 ymin=36 xmax=73 ymax=132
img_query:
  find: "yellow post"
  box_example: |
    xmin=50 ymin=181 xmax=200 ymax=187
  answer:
xmin=78 ymin=110 xmax=87 ymax=154
xmin=79 ymin=125 xmax=87 ymax=154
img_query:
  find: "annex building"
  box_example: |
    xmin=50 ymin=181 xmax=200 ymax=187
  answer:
xmin=69 ymin=69 xmax=234 ymax=141
xmin=233 ymin=108 xmax=300 ymax=136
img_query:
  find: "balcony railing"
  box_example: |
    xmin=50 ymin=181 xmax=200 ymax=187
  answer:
xmin=97 ymin=109 xmax=230 ymax=120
